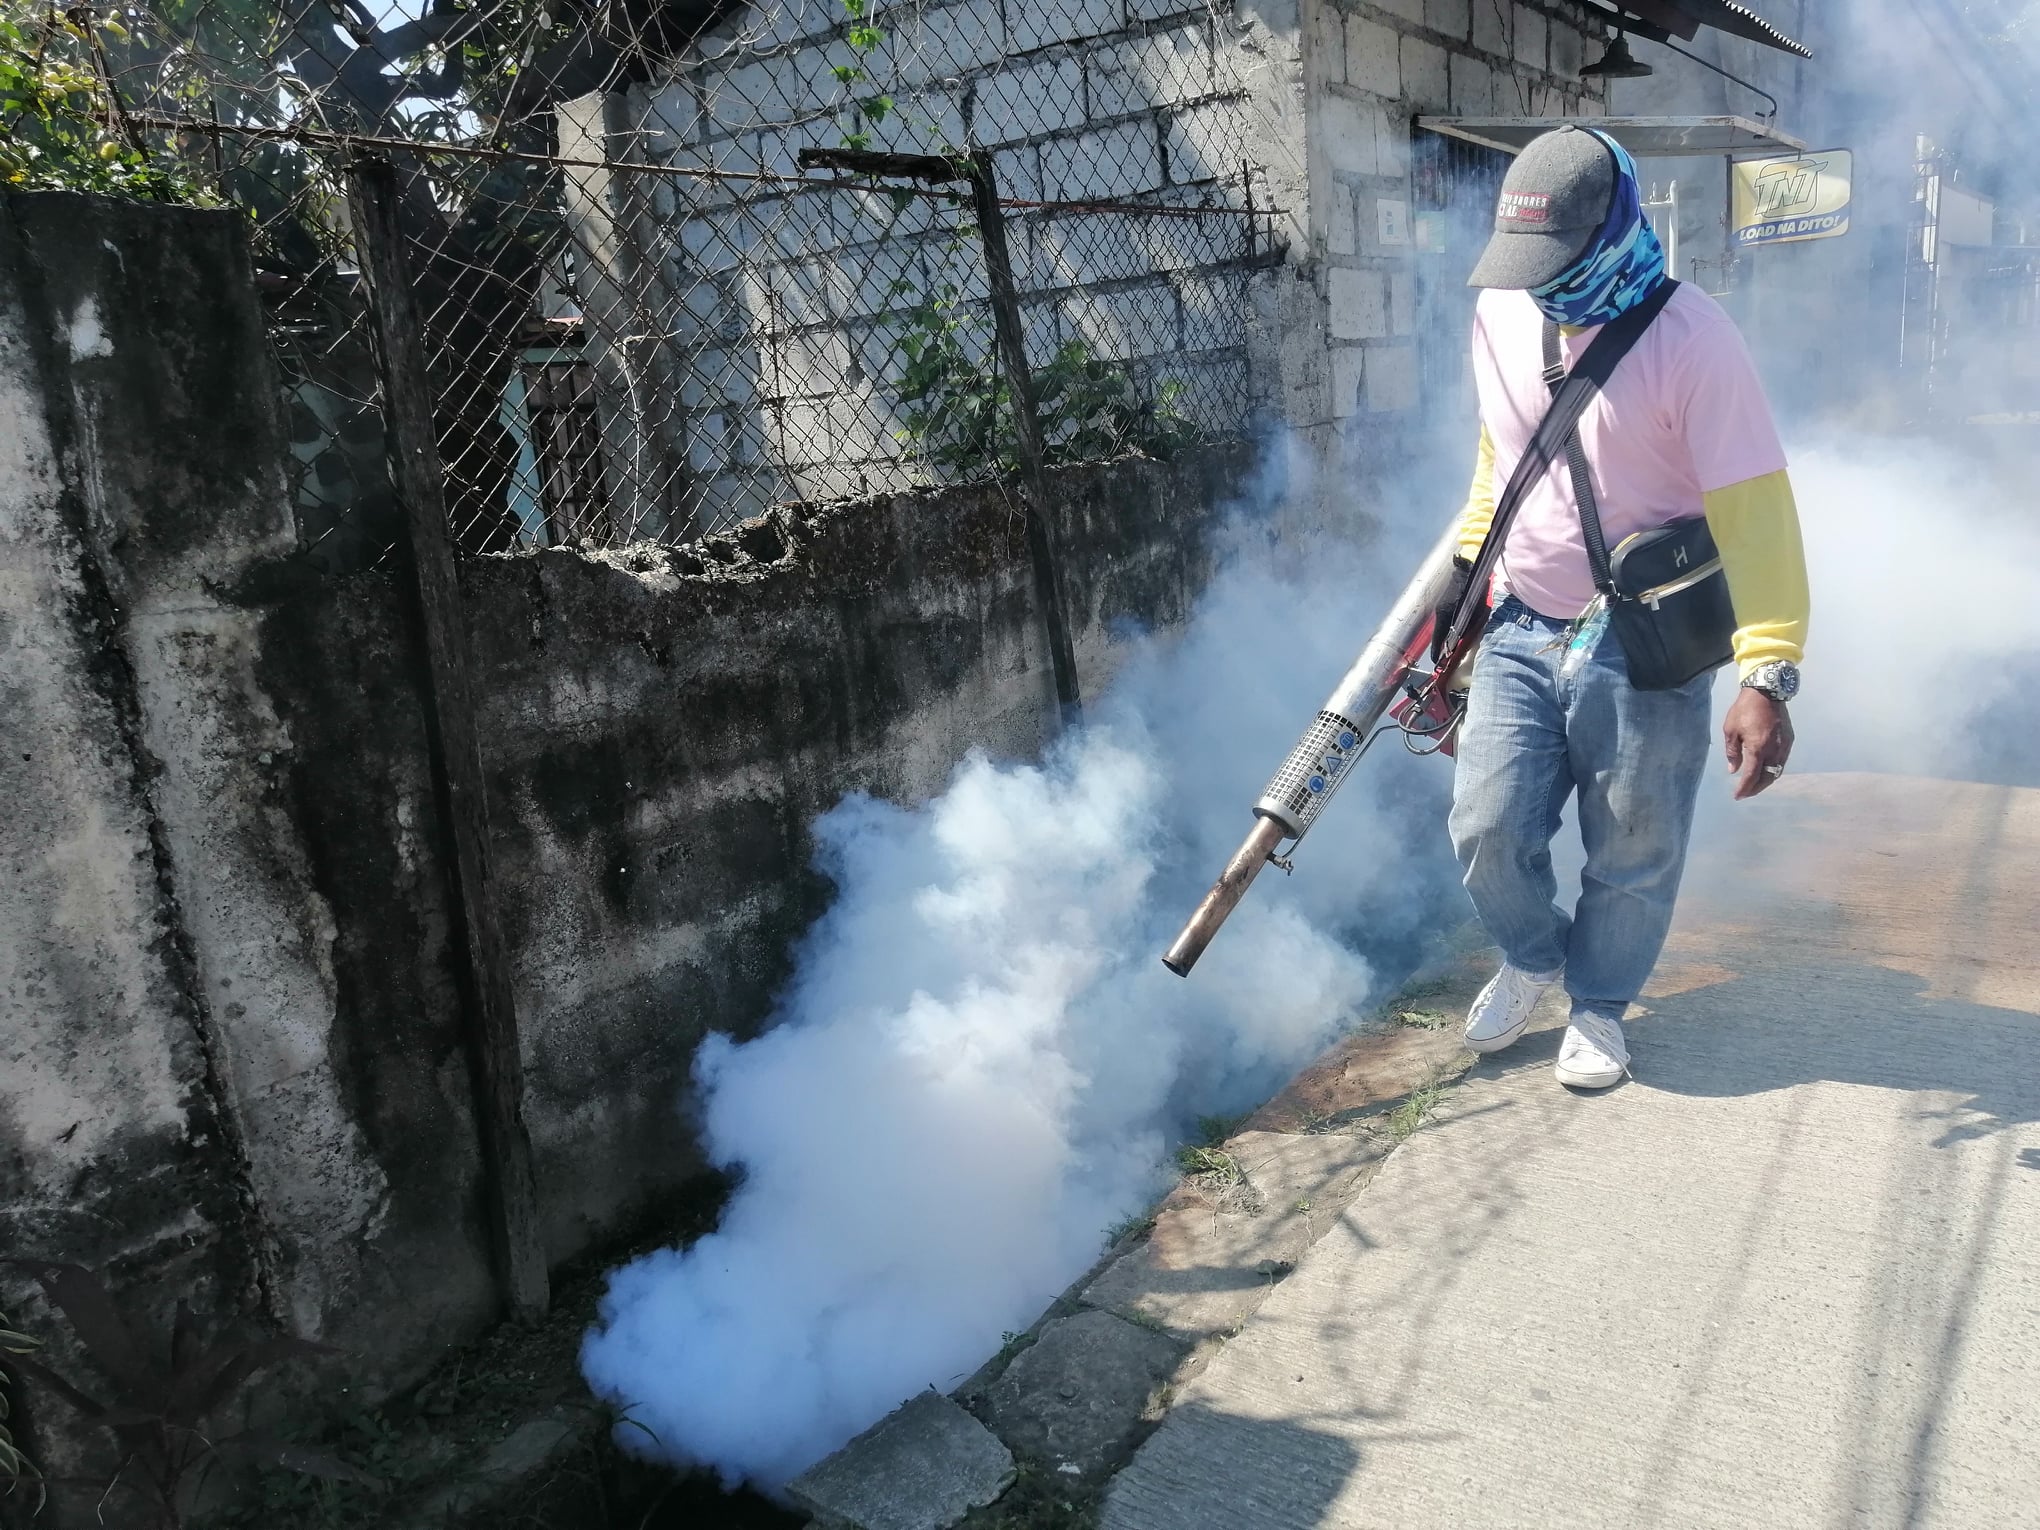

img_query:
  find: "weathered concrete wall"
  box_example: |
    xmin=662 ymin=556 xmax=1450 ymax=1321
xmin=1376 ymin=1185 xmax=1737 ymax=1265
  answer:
xmin=0 ymin=196 xmax=263 ymax=1347
xmin=2 ymin=189 xmax=1248 ymax=1452
xmin=0 ymin=188 xmax=502 ymax=1410
xmin=461 ymin=453 xmax=1242 ymax=1259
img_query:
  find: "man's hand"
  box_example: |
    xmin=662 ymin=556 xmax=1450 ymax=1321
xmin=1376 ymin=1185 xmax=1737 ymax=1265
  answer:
xmin=1724 ymin=688 xmax=1793 ymax=801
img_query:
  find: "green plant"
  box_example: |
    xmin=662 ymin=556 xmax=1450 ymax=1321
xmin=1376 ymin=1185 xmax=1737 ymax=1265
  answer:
xmin=0 ymin=4 xmax=207 ymax=200
xmin=894 ymin=317 xmax=1203 ymax=474
xmin=1 ymin=1309 xmax=42 ymax=1514
xmin=1387 ymin=1080 xmax=1444 ymax=1142
xmin=831 ymin=0 xmax=893 ymax=151
xmin=1102 ymin=1211 xmax=1156 ymax=1248
xmin=1195 ymin=1113 xmax=1243 ymax=1146
xmin=1174 ymin=1145 xmax=1243 ymax=1185
xmin=1394 ymin=1007 xmax=1454 ymax=1031
xmin=4 ymin=1260 xmax=376 ymax=1527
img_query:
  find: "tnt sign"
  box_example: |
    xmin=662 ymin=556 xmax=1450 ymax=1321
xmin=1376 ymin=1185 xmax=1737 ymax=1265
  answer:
xmin=1732 ymin=150 xmax=1853 ymax=247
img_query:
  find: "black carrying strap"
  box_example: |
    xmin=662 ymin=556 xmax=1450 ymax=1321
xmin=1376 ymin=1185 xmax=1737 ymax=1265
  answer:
xmin=1543 ymin=279 xmax=1681 ymax=598
xmin=1436 ymin=278 xmax=1681 ymax=664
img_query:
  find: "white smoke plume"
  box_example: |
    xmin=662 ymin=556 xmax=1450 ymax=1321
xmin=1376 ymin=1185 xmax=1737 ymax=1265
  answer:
xmin=580 ymin=448 xmax=1461 ymax=1489
xmin=1779 ymin=433 xmax=2040 ymax=785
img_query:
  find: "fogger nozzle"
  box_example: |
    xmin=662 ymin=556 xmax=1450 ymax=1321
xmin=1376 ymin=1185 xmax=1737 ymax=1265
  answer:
xmin=1161 ymin=526 xmax=1463 ymax=977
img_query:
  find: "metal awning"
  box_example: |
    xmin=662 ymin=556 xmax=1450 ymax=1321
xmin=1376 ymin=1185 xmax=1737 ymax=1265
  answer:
xmin=1415 ymin=115 xmax=1808 ymax=158
xmin=1586 ymin=0 xmax=1811 ymax=59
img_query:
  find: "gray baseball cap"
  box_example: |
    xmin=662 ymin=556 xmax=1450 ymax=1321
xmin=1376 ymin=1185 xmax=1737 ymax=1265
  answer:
xmin=1467 ymin=126 xmax=1617 ymax=289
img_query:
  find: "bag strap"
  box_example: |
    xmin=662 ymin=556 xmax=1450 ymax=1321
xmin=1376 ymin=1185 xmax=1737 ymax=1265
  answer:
xmin=1432 ymin=278 xmax=1680 ymax=668
xmin=1544 ymin=279 xmax=1681 ymax=598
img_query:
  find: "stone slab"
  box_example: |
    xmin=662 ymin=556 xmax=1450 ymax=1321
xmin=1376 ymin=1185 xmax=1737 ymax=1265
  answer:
xmin=982 ymin=1310 xmax=1185 ymax=1480
xmin=789 ymin=1392 xmax=1016 ymax=1530
xmin=1101 ymin=777 xmax=2040 ymax=1529
xmin=1082 ymin=1127 xmax=1391 ymax=1341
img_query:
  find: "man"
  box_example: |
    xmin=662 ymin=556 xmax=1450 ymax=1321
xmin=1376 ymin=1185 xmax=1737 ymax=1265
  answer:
xmin=1448 ymin=125 xmax=1809 ymax=1089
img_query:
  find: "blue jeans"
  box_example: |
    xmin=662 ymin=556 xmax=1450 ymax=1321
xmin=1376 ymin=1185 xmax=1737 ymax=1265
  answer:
xmin=1448 ymin=596 xmax=1713 ymax=1022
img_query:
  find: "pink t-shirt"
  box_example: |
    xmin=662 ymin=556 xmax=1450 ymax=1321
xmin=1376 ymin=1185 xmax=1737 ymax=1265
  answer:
xmin=1472 ymin=282 xmax=1788 ymax=620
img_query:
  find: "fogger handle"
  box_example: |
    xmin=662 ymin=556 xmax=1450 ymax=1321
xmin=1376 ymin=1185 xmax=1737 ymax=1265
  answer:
xmin=1161 ymin=525 xmax=1465 ymax=978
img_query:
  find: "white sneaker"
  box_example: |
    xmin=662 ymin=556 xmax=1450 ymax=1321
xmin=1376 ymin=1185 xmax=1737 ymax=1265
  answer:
xmin=1555 ymin=1011 xmax=1630 ymax=1089
xmin=1463 ymin=964 xmax=1560 ymax=1054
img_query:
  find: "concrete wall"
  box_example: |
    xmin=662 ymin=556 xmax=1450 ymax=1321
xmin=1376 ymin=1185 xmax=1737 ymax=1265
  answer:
xmin=0 ymin=189 xmax=1248 ymax=1444
xmin=0 ymin=189 xmax=500 ymax=1405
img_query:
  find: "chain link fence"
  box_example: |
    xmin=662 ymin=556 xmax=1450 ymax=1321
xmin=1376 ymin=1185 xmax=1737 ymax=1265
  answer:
xmin=56 ymin=0 xmax=1286 ymax=563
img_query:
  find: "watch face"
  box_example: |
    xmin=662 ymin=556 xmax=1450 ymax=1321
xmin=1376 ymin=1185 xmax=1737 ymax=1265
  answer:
xmin=1750 ymin=662 xmax=1799 ymax=700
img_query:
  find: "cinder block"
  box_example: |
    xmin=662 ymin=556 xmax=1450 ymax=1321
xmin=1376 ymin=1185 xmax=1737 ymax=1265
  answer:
xmin=769 ymin=254 xmax=844 ymax=325
xmin=1010 ymin=0 xmax=1123 ymax=54
xmin=1308 ymin=2 xmax=1345 ymax=83
xmin=1023 ymin=213 xmax=1124 ymax=289
xmin=890 ymin=0 xmax=1009 ymax=87
xmin=1089 ymin=25 xmax=1217 ymax=119
xmin=1401 ymin=34 xmax=1450 ymax=109
xmin=685 ymin=410 xmax=728 ymax=474
xmin=973 ymin=56 xmax=1088 ymax=143
xmin=1166 ymin=99 xmax=1256 ymax=185
xmin=993 ymin=143 xmax=1044 ymax=202
xmin=1550 ymin=20 xmax=1586 ymax=80
xmin=678 ymin=347 xmax=758 ymax=411
xmin=1178 ymin=271 xmax=1249 ymax=351
xmin=1344 ymin=13 xmax=1402 ymax=98
xmin=707 ymin=57 xmax=807 ymax=130
xmin=636 ymin=82 xmax=703 ymax=147
xmin=1318 ymin=90 xmax=1383 ymax=177
xmin=1330 ymin=344 xmax=1365 ymax=418
xmin=1471 ymin=0 xmax=1510 ymax=59
xmin=1377 ymin=109 xmax=1413 ymax=179
xmin=1449 ymin=52 xmax=1494 ymax=113
xmin=1041 ymin=120 xmax=1165 ymax=201
xmin=1329 ymin=180 xmax=1358 ymax=256
xmin=1375 ymin=0 xmax=1425 ymax=23
xmin=1142 ymin=208 xmax=1251 ymax=271
xmin=1515 ymin=9 xmax=1548 ymax=72
xmin=1423 ymin=0 xmax=1471 ymax=41
xmin=1389 ymin=267 xmax=1417 ymax=335
xmin=1063 ymin=281 xmax=1180 ymax=358
xmin=1328 ymin=265 xmax=1388 ymax=339
xmin=1366 ymin=342 xmax=1419 ymax=410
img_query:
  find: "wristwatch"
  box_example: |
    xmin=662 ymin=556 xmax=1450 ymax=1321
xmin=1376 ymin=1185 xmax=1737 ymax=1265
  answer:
xmin=1740 ymin=660 xmax=1800 ymax=703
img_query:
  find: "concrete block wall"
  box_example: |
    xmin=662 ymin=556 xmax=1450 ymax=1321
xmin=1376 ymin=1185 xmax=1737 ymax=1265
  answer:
xmin=562 ymin=0 xmax=1305 ymax=529
xmin=1302 ymin=0 xmax=1604 ymax=430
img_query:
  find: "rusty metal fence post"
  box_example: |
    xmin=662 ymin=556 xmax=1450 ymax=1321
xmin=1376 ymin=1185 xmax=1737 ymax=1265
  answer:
xmin=967 ymin=155 xmax=1084 ymax=732
xmin=798 ymin=145 xmax=1083 ymax=733
xmin=346 ymin=155 xmax=550 ymax=1323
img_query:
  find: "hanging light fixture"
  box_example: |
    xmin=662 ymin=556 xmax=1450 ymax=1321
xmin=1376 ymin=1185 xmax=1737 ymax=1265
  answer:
xmin=1582 ymin=31 xmax=1654 ymax=79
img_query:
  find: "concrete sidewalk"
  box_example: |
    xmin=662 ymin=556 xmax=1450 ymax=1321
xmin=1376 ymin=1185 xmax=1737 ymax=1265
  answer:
xmin=1102 ymin=775 xmax=2040 ymax=1530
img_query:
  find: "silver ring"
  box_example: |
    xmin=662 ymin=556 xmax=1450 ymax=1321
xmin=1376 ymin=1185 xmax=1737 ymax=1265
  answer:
xmin=1764 ymin=764 xmax=1785 ymax=777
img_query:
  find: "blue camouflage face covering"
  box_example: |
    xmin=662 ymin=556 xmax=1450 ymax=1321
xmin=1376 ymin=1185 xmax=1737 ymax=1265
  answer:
xmin=1528 ymin=132 xmax=1667 ymax=326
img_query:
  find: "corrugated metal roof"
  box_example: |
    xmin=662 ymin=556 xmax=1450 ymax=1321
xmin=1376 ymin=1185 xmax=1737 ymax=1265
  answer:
xmin=1586 ymin=0 xmax=1813 ymax=59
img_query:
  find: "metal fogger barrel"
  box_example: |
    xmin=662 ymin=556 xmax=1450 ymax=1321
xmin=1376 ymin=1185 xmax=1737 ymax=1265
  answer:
xmin=1161 ymin=526 xmax=1462 ymax=977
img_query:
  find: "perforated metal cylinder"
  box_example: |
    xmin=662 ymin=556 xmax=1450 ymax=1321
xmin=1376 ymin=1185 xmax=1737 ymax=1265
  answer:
xmin=1255 ymin=711 xmax=1368 ymax=838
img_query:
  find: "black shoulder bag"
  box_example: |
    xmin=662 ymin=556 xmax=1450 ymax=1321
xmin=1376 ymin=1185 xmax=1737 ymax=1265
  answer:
xmin=1423 ymin=277 xmax=1686 ymax=716
xmin=1543 ymin=281 xmax=1737 ymax=691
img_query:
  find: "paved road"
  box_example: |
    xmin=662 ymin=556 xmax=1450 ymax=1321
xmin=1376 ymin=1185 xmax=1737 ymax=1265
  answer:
xmin=1103 ymin=775 xmax=2040 ymax=1530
